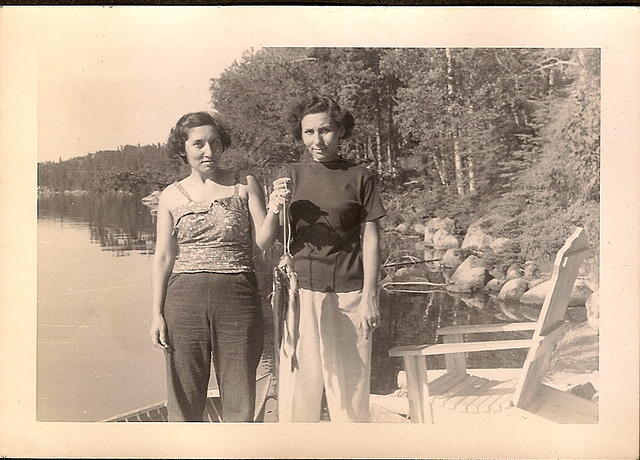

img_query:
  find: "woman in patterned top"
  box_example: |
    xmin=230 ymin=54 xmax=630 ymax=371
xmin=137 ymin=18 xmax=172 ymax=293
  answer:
xmin=148 ymin=112 xmax=283 ymax=422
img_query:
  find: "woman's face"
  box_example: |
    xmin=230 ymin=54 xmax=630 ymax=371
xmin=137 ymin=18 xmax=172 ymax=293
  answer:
xmin=300 ymin=112 xmax=344 ymax=163
xmin=183 ymin=125 xmax=223 ymax=173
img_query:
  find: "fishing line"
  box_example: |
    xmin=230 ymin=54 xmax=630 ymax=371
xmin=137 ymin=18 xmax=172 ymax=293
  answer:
xmin=283 ymin=192 xmax=292 ymax=256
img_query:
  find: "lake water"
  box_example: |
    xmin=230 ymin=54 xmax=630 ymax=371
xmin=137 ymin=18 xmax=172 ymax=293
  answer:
xmin=37 ymin=192 xmax=577 ymax=422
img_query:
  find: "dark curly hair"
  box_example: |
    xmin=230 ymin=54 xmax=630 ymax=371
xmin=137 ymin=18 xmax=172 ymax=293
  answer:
xmin=167 ymin=112 xmax=231 ymax=164
xmin=287 ymin=95 xmax=355 ymax=141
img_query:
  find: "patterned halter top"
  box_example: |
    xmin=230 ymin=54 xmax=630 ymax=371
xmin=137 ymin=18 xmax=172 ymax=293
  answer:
xmin=169 ymin=176 xmax=254 ymax=273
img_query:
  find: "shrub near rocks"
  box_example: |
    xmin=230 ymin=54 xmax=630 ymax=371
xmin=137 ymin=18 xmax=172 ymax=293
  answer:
xmin=490 ymin=237 xmax=513 ymax=255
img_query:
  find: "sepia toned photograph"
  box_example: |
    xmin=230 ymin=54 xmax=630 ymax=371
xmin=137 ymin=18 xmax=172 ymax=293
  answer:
xmin=1 ymin=6 xmax=638 ymax=459
xmin=37 ymin=45 xmax=601 ymax=425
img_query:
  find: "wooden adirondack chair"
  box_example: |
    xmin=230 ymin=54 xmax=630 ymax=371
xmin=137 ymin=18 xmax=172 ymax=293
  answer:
xmin=388 ymin=227 xmax=591 ymax=423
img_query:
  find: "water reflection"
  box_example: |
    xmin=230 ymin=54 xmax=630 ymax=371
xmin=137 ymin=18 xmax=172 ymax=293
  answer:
xmin=38 ymin=192 xmax=156 ymax=255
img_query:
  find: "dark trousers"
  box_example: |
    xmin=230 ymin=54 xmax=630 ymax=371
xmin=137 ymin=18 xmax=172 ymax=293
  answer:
xmin=163 ymin=272 xmax=264 ymax=422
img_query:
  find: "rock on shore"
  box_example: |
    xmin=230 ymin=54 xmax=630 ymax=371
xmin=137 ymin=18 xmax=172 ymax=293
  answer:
xmin=401 ymin=215 xmax=598 ymax=323
xmin=520 ymin=278 xmax=593 ymax=306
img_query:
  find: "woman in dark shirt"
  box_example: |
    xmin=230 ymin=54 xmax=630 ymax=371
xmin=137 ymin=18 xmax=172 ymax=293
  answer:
xmin=264 ymin=96 xmax=386 ymax=422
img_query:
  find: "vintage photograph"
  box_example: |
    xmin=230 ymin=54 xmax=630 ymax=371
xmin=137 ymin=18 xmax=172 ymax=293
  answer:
xmin=36 ymin=45 xmax=601 ymax=424
xmin=2 ymin=6 xmax=639 ymax=459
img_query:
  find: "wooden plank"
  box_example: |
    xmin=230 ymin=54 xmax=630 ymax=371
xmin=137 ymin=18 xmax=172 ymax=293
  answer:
xmin=445 ymin=376 xmax=496 ymax=412
xmin=455 ymin=379 xmax=500 ymax=412
xmin=433 ymin=375 xmax=477 ymax=401
xmin=100 ymin=401 xmax=166 ymax=422
xmin=437 ymin=322 xmax=537 ymax=335
xmin=527 ymin=384 xmax=598 ymax=424
xmin=433 ymin=375 xmax=481 ymax=409
xmin=102 ymin=374 xmax=270 ymax=423
xmin=389 ymin=343 xmax=431 ymax=356
xmin=421 ymin=339 xmax=536 ymax=356
xmin=514 ymin=345 xmax=548 ymax=409
xmin=487 ymin=382 xmax=518 ymax=412
xmin=429 ymin=372 xmax=468 ymax=396
xmin=514 ymin=323 xmax=569 ymax=409
xmin=499 ymin=393 xmax=516 ymax=411
xmin=398 ymin=369 xmax=458 ymax=388
xmin=472 ymin=379 xmax=518 ymax=414
xmin=391 ymin=339 xmax=536 ymax=357
xmin=444 ymin=334 xmax=467 ymax=374
xmin=562 ymin=247 xmax=592 ymax=258
xmin=403 ymin=355 xmax=426 ymax=423
xmin=438 ymin=375 xmax=489 ymax=410
xmin=416 ymin=356 xmax=433 ymax=423
xmin=465 ymin=368 xmax=520 ymax=381
xmin=535 ymin=228 xmax=588 ymax=337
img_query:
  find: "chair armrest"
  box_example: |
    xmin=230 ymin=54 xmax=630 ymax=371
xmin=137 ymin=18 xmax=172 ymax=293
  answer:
xmin=389 ymin=338 xmax=537 ymax=357
xmin=437 ymin=322 xmax=537 ymax=335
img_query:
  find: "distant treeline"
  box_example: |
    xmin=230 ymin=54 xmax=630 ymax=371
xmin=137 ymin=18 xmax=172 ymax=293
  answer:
xmin=38 ymin=144 xmax=185 ymax=195
xmin=38 ymin=48 xmax=600 ymax=261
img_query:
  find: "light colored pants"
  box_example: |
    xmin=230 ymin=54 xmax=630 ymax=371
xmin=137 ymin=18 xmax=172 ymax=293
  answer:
xmin=278 ymin=288 xmax=371 ymax=422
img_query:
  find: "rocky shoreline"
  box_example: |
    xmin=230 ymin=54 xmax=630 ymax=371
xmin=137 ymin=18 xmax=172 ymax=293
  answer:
xmin=389 ymin=216 xmax=599 ymax=333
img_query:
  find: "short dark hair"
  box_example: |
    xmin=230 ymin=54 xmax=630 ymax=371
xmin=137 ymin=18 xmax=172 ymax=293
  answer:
xmin=167 ymin=112 xmax=231 ymax=163
xmin=287 ymin=95 xmax=355 ymax=141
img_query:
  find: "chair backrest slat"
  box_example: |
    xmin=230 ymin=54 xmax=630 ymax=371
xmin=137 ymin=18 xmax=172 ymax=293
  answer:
xmin=514 ymin=227 xmax=590 ymax=409
xmin=534 ymin=228 xmax=589 ymax=337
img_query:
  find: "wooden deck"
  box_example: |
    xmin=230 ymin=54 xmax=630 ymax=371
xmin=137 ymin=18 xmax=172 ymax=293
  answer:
xmin=370 ymin=368 xmax=598 ymax=424
xmin=101 ymin=373 xmax=272 ymax=422
xmin=102 ymin=367 xmax=596 ymax=424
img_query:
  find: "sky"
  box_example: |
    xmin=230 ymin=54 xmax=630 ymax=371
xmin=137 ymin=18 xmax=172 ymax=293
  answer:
xmin=38 ymin=45 xmax=250 ymax=162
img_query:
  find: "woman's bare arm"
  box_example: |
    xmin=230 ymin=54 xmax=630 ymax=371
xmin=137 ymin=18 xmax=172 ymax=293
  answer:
xmin=359 ymin=219 xmax=382 ymax=338
xmin=149 ymin=189 xmax=177 ymax=349
xmin=247 ymin=175 xmax=287 ymax=250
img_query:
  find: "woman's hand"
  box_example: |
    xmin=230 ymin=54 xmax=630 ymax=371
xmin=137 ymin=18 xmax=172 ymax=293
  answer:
xmin=149 ymin=314 xmax=170 ymax=350
xmin=357 ymin=290 xmax=380 ymax=340
xmin=267 ymin=177 xmax=291 ymax=214
xmin=359 ymin=219 xmax=382 ymax=339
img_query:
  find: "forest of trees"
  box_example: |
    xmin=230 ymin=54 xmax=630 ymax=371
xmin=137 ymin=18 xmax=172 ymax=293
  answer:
xmin=38 ymin=143 xmax=186 ymax=195
xmin=38 ymin=47 xmax=599 ymax=261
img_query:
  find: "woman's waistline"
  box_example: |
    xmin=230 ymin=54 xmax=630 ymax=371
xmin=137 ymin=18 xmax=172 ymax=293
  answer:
xmin=171 ymin=268 xmax=255 ymax=274
xmin=174 ymin=246 xmax=254 ymax=272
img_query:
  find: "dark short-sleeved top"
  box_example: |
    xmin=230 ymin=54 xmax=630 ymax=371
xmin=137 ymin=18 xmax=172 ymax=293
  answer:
xmin=286 ymin=158 xmax=386 ymax=292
